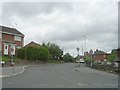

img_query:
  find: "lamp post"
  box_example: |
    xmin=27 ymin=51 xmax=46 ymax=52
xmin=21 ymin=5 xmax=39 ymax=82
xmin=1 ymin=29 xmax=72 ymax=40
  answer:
xmin=82 ymin=36 xmax=86 ymax=54
xmin=89 ymin=49 xmax=93 ymax=67
xmin=10 ymin=46 xmax=15 ymax=73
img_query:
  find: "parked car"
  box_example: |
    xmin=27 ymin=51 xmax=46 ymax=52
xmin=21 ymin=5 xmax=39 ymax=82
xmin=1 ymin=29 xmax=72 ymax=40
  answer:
xmin=80 ymin=59 xmax=85 ymax=63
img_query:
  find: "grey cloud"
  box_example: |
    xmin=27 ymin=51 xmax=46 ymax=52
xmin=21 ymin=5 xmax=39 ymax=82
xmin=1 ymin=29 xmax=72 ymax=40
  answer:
xmin=2 ymin=2 xmax=118 ymax=56
xmin=2 ymin=2 xmax=73 ymax=18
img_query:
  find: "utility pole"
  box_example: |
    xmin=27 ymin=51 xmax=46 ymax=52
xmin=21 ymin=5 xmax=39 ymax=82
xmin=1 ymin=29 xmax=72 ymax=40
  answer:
xmin=10 ymin=46 xmax=15 ymax=73
xmin=82 ymin=36 xmax=86 ymax=56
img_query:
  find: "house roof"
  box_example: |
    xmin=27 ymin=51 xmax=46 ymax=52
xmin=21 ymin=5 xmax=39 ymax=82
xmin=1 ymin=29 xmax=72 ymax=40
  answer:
xmin=0 ymin=25 xmax=24 ymax=36
xmin=94 ymin=49 xmax=107 ymax=55
xmin=24 ymin=41 xmax=41 ymax=47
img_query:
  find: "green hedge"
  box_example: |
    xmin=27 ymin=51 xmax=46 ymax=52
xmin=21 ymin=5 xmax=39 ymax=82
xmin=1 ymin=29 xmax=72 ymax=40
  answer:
xmin=17 ymin=46 xmax=50 ymax=61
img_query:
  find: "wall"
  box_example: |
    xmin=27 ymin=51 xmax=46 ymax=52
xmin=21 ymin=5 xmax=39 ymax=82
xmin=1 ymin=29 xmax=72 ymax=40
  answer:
xmin=93 ymin=54 xmax=107 ymax=61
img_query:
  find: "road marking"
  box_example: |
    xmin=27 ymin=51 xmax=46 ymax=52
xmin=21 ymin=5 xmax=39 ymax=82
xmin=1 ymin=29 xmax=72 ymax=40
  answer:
xmin=7 ymin=82 xmax=14 ymax=85
xmin=39 ymin=84 xmax=48 ymax=85
xmin=77 ymin=83 xmax=88 ymax=86
xmin=104 ymin=83 xmax=118 ymax=86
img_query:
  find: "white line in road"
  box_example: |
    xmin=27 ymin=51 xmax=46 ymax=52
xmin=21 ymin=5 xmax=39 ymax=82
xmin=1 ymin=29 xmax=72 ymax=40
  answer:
xmin=77 ymin=83 xmax=88 ymax=86
xmin=104 ymin=83 xmax=118 ymax=87
xmin=39 ymin=84 xmax=48 ymax=85
xmin=7 ymin=82 xmax=15 ymax=85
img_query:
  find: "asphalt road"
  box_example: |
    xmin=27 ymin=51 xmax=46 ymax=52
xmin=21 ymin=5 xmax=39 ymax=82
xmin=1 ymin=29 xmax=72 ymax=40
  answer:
xmin=2 ymin=63 xmax=118 ymax=88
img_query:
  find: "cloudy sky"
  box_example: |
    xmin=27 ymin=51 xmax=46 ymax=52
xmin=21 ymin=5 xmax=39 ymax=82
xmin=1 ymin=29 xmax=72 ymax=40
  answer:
xmin=1 ymin=0 xmax=118 ymax=56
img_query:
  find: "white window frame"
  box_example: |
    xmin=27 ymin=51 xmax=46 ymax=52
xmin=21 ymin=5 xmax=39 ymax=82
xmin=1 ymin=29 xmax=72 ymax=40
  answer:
xmin=17 ymin=46 xmax=21 ymax=49
xmin=4 ymin=44 xmax=8 ymax=55
xmin=14 ymin=36 xmax=21 ymax=41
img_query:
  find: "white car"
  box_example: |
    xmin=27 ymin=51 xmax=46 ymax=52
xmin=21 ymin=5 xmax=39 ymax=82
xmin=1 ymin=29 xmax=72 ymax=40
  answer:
xmin=80 ymin=59 xmax=85 ymax=63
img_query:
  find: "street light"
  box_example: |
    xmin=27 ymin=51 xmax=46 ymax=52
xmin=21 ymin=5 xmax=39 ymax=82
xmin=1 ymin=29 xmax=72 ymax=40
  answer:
xmin=82 ymin=36 xmax=87 ymax=56
xmin=10 ymin=46 xmax=15 ymax=73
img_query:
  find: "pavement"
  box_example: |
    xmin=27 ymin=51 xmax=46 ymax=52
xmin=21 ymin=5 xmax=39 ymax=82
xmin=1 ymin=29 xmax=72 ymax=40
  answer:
xmin=0 ymin=65 xmax=27 ymax=78
xmin=74 ymin=64 xmax=117 ymax=77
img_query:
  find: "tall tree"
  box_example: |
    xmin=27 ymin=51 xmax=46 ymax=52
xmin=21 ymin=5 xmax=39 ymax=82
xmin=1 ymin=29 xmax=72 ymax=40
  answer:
xmin=45 ymin=43 xmax=63 ymax=60
xmin=76 ymin=47 xmax=80 ymax=55
xmin=63 ymin=53 xmax=74 ymax=62
xmin=107 ymin=49 xmax=117 ymax=62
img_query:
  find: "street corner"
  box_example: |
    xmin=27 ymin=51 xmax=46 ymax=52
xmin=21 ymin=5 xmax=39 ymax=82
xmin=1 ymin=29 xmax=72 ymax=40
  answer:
xmin=1 ymin=66 xmax=28 ymax=78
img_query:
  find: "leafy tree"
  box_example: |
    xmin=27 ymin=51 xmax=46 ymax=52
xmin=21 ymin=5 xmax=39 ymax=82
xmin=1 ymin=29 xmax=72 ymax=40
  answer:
xmin=63 ymin=53 xmax=74 ymax=62
xmin=45 ymin=42 xmax=63 ymax=60
xmin=42 ymin=42 xmax=46 ymax=47
xmin=76 ymin=47 xmax=80 ymax=55
xmin=84 ymin=55 xmax=92 ymax=61
xmin=107 ymin=49 xmax=117 ymax=62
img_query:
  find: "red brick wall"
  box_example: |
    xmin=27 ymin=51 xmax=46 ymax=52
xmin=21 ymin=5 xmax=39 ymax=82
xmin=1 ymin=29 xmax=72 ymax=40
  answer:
xmin=2 ymin=33 xmax=24 ymax=47
xmin=117 ymin=49 xmax=120 ymax=58
xmin=93 ymin=54 xmax=107 ymax=61
xmin=2 ymin=33 xmax=24 ymax=55
xmin=2 ymin=33 xmax=14 ymax=41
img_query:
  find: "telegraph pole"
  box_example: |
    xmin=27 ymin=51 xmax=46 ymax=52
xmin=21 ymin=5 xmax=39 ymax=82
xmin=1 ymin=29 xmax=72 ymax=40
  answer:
xmin=82 ymin=36 xmax=86 ymax=55
xmin=10 ymin=46 xmax=15 ymax=73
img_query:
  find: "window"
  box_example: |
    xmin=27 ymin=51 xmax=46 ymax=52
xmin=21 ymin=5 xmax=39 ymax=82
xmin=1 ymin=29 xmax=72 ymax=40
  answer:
xmin=14 ymin=36 xmax=21 ymax=41
xmin=5 ymin=46 xmax=7 ymax=49
xmin=17 ymin=46 xmax=21 ymax=49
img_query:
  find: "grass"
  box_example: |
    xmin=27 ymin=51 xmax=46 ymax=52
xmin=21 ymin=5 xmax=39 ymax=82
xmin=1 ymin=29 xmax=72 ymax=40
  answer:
xmin=2 ymin=55 xmax=11 ymax=62
xmin=2 ymin=55 xmax=65 ymax=66
xmin=2 ymin=55 xmax=25 ymax=65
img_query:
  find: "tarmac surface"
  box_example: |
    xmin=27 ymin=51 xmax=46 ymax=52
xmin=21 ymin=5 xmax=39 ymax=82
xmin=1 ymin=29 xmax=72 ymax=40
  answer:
xmin=2 ymin=63 xmax=118 ymax=88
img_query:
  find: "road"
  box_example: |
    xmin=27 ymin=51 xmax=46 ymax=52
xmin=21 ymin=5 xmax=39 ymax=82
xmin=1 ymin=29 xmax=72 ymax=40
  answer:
xmin=2 ymin=63 xmax=118 ymax=88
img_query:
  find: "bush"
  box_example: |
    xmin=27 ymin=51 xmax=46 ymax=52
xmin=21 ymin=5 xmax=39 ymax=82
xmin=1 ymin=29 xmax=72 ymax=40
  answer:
xmin=63 ymin=53 xmax=74 ymax=62
xmin=17 ymin=48 xmax=25 ymax=59
xmin=17 ymin=46 xmax=50 ymax=61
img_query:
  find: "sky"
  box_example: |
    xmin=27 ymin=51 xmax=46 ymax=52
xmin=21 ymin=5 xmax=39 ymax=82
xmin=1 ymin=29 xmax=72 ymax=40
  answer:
xmin=1 ymin=0 xmax=118 ymax=57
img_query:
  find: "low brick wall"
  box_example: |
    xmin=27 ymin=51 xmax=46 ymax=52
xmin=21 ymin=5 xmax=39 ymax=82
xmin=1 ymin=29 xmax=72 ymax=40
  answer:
xmin=85 ymin=61 xmax=119 ymax=74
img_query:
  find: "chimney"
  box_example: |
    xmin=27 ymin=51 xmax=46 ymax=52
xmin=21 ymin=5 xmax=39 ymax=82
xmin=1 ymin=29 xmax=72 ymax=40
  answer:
xmin=96 ymin=49 xmax=98 ymax=51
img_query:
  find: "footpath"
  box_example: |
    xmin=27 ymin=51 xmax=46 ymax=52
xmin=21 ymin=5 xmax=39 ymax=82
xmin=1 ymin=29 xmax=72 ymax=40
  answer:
xmin=74 ymin=64 xmax=117 ymax=77
xmin=0 ymin=65 xmax=27 ymax=78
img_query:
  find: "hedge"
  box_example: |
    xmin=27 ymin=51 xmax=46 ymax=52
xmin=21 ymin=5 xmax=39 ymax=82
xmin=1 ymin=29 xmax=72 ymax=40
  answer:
xmin=17 ymin=46 xmax=50 ymax=61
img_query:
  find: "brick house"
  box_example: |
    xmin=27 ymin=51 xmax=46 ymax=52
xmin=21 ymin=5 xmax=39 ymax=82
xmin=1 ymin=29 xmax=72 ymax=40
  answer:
xmin=117 ymin=48 xmax=120 ymax=58
xmin=1 ymin=25 xmax=24 ymax=56
xmin=93 ymin=49 xmax=108 ymax=61
xmin=24 ymin=41 xmax=41 ymax=48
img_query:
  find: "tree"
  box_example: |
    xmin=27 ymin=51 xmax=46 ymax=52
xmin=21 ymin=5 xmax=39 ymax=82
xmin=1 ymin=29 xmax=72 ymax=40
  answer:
xmin=84 ymin=55 xmax=92 ymax=61
xmin=63 ymin=53 xmax=74 ymax=62
xmin=107 ymin=49 xmax=117 ymax=62
xmin=76 ymin=47 xmax=80 ymax=55
xmin=45 ymin=43 xmax=63 ymax=60
xmin=42 ymin=42 xmax=46 ymax=47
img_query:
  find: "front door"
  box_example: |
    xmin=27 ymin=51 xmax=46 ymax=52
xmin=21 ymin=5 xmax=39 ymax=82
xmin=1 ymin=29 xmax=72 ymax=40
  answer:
xmin=4 ymin=44 xmax=8 ymax=55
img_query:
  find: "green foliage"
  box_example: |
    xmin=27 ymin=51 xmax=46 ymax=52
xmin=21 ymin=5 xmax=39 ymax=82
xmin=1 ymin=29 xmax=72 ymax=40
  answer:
xmin=63 ymin=53 xmax=74 ymax=62
xmin=107 ymin=49 xmax=117 ymax=62
xmin=17 ymin=46 xmax=50 ymax=61
xmin=17 ymin=48 xmax=25 ymax=59
xmin=42 ymin=42 xmax=63 ymax=60
xmin=2 ymin=55 xmax=10 ymax=62
xmin=84 ymin=55 xmax=92 ymax=61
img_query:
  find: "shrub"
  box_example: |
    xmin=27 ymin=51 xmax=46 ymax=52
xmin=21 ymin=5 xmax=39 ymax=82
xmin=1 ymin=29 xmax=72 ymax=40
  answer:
xmin=17 ymin=46 xmax=50 ymax=61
